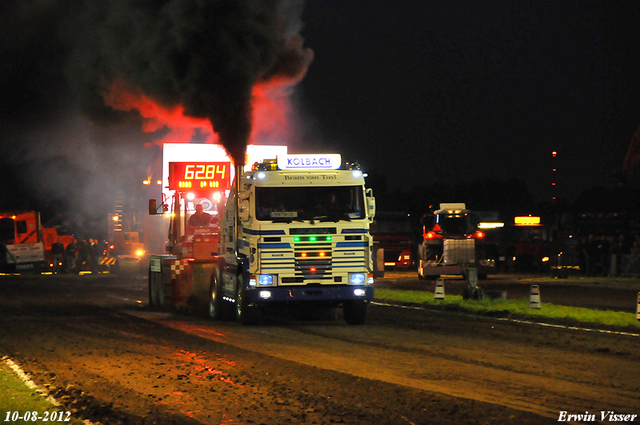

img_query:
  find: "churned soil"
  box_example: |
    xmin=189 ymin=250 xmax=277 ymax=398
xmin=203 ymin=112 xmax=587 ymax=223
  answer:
xmin=0 ymin=273 xmax=638 ymax=425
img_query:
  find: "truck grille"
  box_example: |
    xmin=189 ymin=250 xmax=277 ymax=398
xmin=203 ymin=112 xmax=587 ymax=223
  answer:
xmin=258 ymin=234 xmax=368 ymax=284
xmin=294 ymin=242 xmax=333 ymax=280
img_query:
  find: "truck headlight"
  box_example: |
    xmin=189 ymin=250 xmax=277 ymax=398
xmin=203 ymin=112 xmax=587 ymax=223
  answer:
xmin=257 ymin=274 xmax=276 ymax=286
xmin=349 ymin=273 xmax=365 ymax=285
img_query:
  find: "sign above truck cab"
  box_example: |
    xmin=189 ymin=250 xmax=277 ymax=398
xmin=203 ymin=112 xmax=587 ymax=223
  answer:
xmin=277 ymin=154 xmax=342 ymax=170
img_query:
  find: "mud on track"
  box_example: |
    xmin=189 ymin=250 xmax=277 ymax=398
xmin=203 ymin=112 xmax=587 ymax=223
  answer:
xmin=0 ymin=275 xmax=638 ymax=424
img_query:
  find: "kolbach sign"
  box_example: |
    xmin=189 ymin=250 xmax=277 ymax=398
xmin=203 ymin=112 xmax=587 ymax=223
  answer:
xmin=278 ymin=154 xmax=341 ymax=170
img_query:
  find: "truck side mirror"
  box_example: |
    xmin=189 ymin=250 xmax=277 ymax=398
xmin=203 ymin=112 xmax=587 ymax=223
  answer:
xmin=149 ymin=199 xmax=157 ymax=215
xmin=365 ymin=188 xmax=376 ymax=223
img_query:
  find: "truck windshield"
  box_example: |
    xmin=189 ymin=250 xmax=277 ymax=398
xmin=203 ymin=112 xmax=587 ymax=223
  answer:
xmin=435 ymin=213 xmax=474 ymax=236
xmin=255 ymin=186 xmax=365 ymax=221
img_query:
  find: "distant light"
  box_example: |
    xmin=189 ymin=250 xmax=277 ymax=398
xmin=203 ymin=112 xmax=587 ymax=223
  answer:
xmin=478 ymin=222 xmax=504 ymax=229
xmin=186 ymin=192 xmax=195 ymax=201
xmin=257 ymin=172 xmax=267 ymax=179
xmin=112 ymin=215 xmax=119 ymax=222
xmin=143 ymin=180 xmax=150 ymax=185
xmin=552 ymin=151 xmax=557 ymax=157
xmin=514 ymin=216 xmax=541 ymax=226
xmin=156 ymin=180 xmax=162 ymax=185
xmin=352 ymin=170 xmax=362 ymax=178
xmin=213 ymin=192 xmax=222 ymax=201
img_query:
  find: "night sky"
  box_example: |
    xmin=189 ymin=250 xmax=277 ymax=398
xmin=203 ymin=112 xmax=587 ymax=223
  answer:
xmin=1 ymin=1 xmax=640 ymax=232
xmin=297 ymin=1 xmax=640 ymax=201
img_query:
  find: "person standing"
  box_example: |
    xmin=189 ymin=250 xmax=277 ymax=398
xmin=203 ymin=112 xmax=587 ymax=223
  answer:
xmin=51 ymin=238 xmax=65 ymax=274
xmin=65 ymin=238 xmax=78 ymax=274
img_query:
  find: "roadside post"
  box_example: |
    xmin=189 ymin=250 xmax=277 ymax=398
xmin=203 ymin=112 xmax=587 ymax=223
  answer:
xmin=529 ymin=285 xmax=541 ymax=309
xmin=434 ymin=278 xmax=445 ymax=301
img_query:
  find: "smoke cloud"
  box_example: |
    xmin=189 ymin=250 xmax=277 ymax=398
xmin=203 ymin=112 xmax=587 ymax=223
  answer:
xmin=64 ymin=0 xmax=313 ymax=164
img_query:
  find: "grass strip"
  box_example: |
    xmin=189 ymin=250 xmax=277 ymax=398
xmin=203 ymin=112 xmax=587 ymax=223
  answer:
xmin=374 ymin=288 xmax=640 ymax=329
xmin=0 ymin=362 xmax=86 ymax=424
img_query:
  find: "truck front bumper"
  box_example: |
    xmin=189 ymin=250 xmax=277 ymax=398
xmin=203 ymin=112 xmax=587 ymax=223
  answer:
xmin=247 ymin=285 xmax=373 ymax=303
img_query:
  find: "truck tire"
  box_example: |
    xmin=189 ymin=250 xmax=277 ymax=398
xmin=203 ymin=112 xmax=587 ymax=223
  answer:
xmin=148 ymin=268 xmax=156 ymax=308
xmin=343 ymin=300 xmax=368 ymax=325
xmin=149 ymin=268 xmax=161 ymax=309
xmin=209 ymin=273 xmax=230 ymax=320
xmin=235 ymin=275 xmax=259 ymax=325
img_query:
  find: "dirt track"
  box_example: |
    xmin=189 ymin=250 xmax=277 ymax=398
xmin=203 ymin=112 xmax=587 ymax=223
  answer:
xmin=1 ymin=273 xmax=639 ymax=424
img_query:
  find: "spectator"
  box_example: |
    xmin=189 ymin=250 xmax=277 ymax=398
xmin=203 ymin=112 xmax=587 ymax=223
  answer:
xmin=89 ymin=238 xmax=100 ymax=273
xmin=65 ymin=238 xmax=78 ymax=273
xmin=77 ymin=239 xmax=91 ymax=272
xmin=51 ymin=238 xmax=65 ymax=274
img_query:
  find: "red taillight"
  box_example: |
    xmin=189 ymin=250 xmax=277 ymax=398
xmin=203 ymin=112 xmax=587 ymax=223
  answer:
xmin=109 ymin=244 xmax=115 ymax=250
xmin=425 ymin=231 xmax=436 ymax=239
xmin=475 ymin=230 xmax=485 ymax=239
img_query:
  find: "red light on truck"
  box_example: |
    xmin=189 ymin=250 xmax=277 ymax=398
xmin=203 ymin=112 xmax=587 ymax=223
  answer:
xmin=475 ymin=230 xmax=485 ymax=239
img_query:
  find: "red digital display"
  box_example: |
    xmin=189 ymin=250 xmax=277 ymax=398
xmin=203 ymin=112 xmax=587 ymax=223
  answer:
xmin=168 ymin=162 xmax=231 ymax=191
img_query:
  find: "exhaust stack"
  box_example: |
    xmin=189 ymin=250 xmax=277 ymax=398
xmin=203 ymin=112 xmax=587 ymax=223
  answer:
xmin=235 ymin=163 xmax=244 ymax=257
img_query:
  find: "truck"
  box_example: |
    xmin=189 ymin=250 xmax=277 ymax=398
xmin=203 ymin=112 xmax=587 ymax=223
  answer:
xmin=0 ymin=211 xmax=74 ymax=272
xmin=371 ymin=212 xmax=415 ymax=269
xmin=148 ymin=153 xmax=376 ymax=325
xmin=417 ymin=203 xmax=496 ymax=282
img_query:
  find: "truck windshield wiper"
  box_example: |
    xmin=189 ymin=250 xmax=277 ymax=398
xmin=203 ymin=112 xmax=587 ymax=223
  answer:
xmin=270 ymin=218 xmax=304 ymax=224
xmin=316 ymin=215 xmax=351 ymax=223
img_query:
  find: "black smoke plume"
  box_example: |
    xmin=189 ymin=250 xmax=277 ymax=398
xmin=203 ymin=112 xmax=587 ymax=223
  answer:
xmin=65 ymin=0 xmax=313 ymax=164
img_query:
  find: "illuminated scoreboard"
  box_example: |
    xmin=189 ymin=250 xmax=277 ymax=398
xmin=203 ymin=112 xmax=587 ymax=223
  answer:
xmin=168 ymin=162 xmax=231 ymax=191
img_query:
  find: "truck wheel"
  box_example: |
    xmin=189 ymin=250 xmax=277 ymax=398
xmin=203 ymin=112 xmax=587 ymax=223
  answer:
xmin=235 ymin=275 xmax=259 ymax=325
xmin=149 ymin=268 xmax=161 ymax=309
xmin=148 ymin=268 xmax=156 ymax=308
xmin=209 ymin=273 xmax=229 ymax=320
xmin=343 ymin=300 xmax=368 ymax=325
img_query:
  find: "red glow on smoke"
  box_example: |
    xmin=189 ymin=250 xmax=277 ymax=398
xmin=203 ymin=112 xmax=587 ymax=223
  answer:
xmin=103 ymin=81 xmax=216 ymax=147
xmin=103 ymin=79 xmax=293 ymax=148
